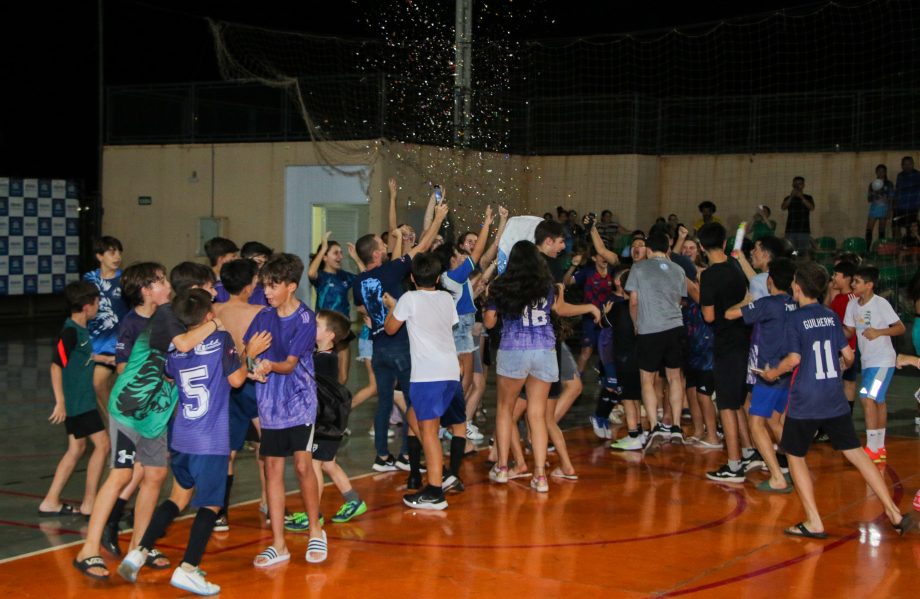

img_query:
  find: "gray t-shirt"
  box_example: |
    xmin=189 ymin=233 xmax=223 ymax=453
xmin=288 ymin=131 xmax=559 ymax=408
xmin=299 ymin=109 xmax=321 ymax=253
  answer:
xmin=624 ymin=256 xmax=687 ymax=335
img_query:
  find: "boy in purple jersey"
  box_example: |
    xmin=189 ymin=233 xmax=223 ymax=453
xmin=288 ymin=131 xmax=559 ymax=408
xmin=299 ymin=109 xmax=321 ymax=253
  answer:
xmin=726 ymin=257 xmax=797 ymax=493
xmin=204 ymin=237 xmax=240 ymax=303
xmin=244 ymin=253 xmax=327 ymax=566
xmin=761 ymin=262 xmax=914 ymax=538
xmin=120 ymin=289 xmax=248 ymax=595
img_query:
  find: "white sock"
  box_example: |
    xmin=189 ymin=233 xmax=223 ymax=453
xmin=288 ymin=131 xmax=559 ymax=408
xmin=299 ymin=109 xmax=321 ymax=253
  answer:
xmin=866 ymin=430 xmax=878 ymax=452
xmin=878 ymin=428 xmax=886 ymax=449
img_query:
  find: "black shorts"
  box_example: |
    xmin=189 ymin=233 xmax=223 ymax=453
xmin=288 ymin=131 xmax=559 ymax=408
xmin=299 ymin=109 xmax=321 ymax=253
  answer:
xmin=439 ymin=387 xmax=466 ymax=427
xmin=94 ymin=353 xmax=116 ymax=372
xmin=311 ymin=437 xmax=341 ymax=462
xmin=65 ymin=410 xmax=105 ymax=439
xmin=780 ymin=413 xmax=860 ymax=458
xmin=637 ymin=327 xmax=684 ymax=373
xmin=619 ymin=369 xmax=641 ymax=400
xmin=245 ymin=422 xmax=261 ymax=443
xmin=260 ymin=424 xmax=316 ymax=457
xmin=713 ymin=352 xmax=748 ymax=410
xmin=686 ymin=369 xmax=715 ymax=396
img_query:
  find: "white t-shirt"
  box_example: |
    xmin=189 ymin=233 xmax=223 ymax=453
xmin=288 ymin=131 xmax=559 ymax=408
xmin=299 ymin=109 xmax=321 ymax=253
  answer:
xmin=392 ymin=290 xmax=461 ymax=382
xmin=843 ymin=294 xmax=899 ymax=368
xmin=750 ymin=272 xmax=769 ymax=301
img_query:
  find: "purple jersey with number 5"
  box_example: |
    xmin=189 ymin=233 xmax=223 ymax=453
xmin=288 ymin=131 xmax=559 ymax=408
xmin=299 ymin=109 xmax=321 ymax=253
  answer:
xmin=165 ymin=330 xmax=240 ymax=455
xmin=490 ymin=288 xmax=556 ymax=351
xmin=784 ymin=303 xmax=850 ymax=420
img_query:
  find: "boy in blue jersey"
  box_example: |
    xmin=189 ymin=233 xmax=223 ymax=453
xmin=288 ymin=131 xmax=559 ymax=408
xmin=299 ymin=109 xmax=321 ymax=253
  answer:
xmin=244 ymin=253 xmax=327 ymax=566
xmin=119 ymin=289 xmax=248 ymax=595
xmin=761 ymin=261 xmax=913 ymax=538
xmin=204 ymin=237 xmax=240 ymax=303
xmin=84 ymin=236 xmax=128 ymax=417
xmin=727 ymin=258 xmax=797 ymax=493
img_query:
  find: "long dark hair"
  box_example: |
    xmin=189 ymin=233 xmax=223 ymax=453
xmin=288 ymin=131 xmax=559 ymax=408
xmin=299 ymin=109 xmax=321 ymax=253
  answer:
xmin=488 ymin=240 xmax=553 ymax=315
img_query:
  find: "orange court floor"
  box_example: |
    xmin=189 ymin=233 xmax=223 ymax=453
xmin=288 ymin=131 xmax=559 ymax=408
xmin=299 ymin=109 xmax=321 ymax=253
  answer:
xmin=0 ymin=426 xmax=918 ymax=599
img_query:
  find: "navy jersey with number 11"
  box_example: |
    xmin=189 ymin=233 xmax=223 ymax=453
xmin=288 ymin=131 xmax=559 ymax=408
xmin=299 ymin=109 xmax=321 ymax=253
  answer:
xmin=165 ymin=330 xmax=241 ymax=455
xmin=784 ymin=303 xmax=850 ymax=420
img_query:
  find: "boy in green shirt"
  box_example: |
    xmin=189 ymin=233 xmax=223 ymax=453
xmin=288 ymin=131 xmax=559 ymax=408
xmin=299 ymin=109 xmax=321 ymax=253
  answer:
xmin=39 ymin=281 xmax=110 ymax=518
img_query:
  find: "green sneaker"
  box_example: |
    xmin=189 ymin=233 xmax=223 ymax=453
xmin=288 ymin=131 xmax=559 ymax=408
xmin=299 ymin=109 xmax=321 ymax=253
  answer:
xmin=331 ymin=500 xmax=367 ymax=523
xmin=283 ymin=512 xmax=324 ymax=532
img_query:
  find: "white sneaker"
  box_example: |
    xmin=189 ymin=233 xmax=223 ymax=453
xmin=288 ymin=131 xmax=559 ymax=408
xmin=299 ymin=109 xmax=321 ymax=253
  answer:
xmin=117 ymin=548 xmax=146 ymax=582
xmin=589 ymin=415 xmax=608 ymax=439
xmin=466 ymin=421 xmax=484 ymax=441
xmin=610 ymin=435 xmax=644 ymax=451
xmin=171 ymin=565 xmax=220 ymax=596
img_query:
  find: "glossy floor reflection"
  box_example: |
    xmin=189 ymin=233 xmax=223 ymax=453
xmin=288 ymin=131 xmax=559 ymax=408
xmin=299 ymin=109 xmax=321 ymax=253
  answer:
xmin=0 ymin=426 xmax=917 ymax=598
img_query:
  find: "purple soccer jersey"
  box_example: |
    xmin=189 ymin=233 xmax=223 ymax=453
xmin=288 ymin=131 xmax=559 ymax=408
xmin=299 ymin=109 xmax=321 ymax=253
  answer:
xmin=166 ymin=330 xmax=240 ymax=455
xmin=784 ymin=303 xmax=851 ymax=420
xmin=490 ymin=288 xmax=556 ymax=351
xmin=244 ymin=302 xmax=317 ymax=429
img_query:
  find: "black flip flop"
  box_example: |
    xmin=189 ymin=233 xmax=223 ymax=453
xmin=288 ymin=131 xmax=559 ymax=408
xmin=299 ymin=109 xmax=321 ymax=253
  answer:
xmin=73 ymin=555 xmax=109 ymax=580
xmin=145 ymin=549 xmax=171 ymax=570
xmin=784 ymin=522 xmax=828 ymax=539
xmin=37 ymin=504 xmax=76 ymax=517
xmin=893 ymin=513 xmax=915 ymax=537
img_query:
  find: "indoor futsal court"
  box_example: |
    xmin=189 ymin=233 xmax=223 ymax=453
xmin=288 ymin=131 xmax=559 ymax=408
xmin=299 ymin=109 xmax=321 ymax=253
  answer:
xmin=0 ymin=324 xmax=917 ymax=598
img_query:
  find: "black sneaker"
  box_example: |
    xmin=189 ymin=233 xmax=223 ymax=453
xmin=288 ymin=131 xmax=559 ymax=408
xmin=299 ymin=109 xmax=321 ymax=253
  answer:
xmin=741 ymin=450 xmax=765 ymax=473
xmin=442 ymin=473 xmax=465 ymax=493
xmin=669 ymin=425 xmax=684 ymax=443
xmin=706 ymin=464 xmax=745 ymax=483
xmin=406 ymin=473 xmax=422 ymax=490
xmin=403 ymin=487 xmax=448 ymax=511
xmin=373 ymin=455 xmax=398 ymax=472
xmin=649 ymin=422 xmax=671 ymax=442
xmin=777 ymin=453 xmax=790 ymax=473
xmin=395 ymin=455 xmax=411 ymax=471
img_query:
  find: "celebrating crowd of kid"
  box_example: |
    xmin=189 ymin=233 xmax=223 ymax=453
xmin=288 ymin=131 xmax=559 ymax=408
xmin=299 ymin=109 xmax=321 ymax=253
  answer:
xmin=40 ymin=181 xmax=917 ymax=596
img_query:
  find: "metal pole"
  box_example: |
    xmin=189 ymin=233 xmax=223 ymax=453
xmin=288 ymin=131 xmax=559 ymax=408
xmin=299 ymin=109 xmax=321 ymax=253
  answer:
xmin=453 ymin=0 xmax=472 ymax=147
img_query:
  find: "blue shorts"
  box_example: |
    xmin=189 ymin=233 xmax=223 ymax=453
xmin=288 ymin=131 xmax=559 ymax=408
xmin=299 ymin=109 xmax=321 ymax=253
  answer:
xmin=859 ymin=367 xmax=894 ymax=403
xmin=749 ymin=383 xmax=789 ymax=418
xmin=357 ymin=337 xmax=373 ymax=362
xmin=410 ymin=380 xmax=462 ymax=421
xmin=452 ymin=313 xmax=476 ymax=354
xmin=581 ymin=319 xmax=600 ymax=349
xmin=440 ymin=384 xmax=466 ymax=427
xmin=171 ymin=452 xmax=229 ymax=508
xmin=496 ymin=349 xmax=559 ymax=383
xmin=868 ymin=203 xmax=888 ymax=219
xmin=229 ymin=380 xmax=258 ymax=451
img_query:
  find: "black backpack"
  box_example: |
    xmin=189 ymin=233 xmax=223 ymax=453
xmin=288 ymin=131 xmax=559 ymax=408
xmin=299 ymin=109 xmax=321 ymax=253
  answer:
xmin=313 ymin=371 xmax=353 ymax=440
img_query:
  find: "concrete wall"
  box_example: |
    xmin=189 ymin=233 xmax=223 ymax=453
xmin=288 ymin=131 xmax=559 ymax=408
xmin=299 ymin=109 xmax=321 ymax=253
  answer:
xmin=103 ymin=141 xmax=918 ymax=269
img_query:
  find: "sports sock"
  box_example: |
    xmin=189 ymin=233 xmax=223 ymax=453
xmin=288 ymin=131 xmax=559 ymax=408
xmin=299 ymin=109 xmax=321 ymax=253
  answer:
xmin=742 ymin=447 xmax=755 ymax=459
xmin=222 ymin=474 xmax=234 ymax=514
xmin=425 ymin=484 xmax=443 ymax=497
xmin=449 ymin=436 xmax=465 ymax=476
xmin=628 ymin=428 xmax=640 ymax=438
xmin=139 ymin=500 xmax=181 ymax=551
xmin=182 ymin=508 xmax=219 ymax=567
xmin=343 ymin=489 xmax=360 ymax=504
xmin=777 ymin=453 xmax=789 ymax=469
xmin=878 ymin=428 xmax=886 ymax=448
xmin=107 ymin=497 xmax=128 ymax=527
xmin=866 ymin=429 xmax=878 ymax=451
xmin=728 ymin=460 xmax=742 ymax=472
xmin=407 ymin=436 xmax=422 ymax=477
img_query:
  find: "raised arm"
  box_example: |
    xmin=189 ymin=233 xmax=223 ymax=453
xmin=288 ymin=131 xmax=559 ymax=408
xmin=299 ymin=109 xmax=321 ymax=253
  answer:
xmin=346 ymin=242 xmax=367 ymax=272
xmin=589 ymin=222 xmax=619 ymax=265
xmin=391 ymin=226 xmax=404 ymax=258
xmin=731 ymin=249 xmax=756 ymax=282
xmin=469 ymin=205 xmax=493 ymax=264
xmin=410 ymin=202 xmax=449 ymax=258
xmin=308 ymin=231 xmax=332 ymax=280
xmin=422 ymin=187 xmax=437 ymax=232
xmin=672 ymin=224 xmax=688 ymax=253
xmin=479 ymin=205 xmax=508 ymax=268
xmin=386 ymin=177 xmax=399 ymax=254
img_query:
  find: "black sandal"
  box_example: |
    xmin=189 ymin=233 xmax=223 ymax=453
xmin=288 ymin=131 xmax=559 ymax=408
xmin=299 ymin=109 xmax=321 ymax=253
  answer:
xmin=37 ymin=504 xmax=76 ymax=517
xmin=893 ymin=513 xmax=915 ymax=537
xmin=145 ymin=549 xmax=171 ymax=569
xmin=72 ymin=555 xmax=109 ymax=580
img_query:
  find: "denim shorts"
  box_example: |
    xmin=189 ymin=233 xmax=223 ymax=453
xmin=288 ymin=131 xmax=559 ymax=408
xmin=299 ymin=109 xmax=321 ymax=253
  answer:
xmin=496 ymin=349 xmax=559 ymax=383
xmin=453 ymin=312 xmax=476 ymax=354
xmin=357 ymin=337 xmax=373 ymax=362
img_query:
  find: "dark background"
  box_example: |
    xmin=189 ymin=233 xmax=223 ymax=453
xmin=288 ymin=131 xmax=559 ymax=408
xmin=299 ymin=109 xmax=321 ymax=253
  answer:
xmin=0 ymin=0 xmax=815 ymax=195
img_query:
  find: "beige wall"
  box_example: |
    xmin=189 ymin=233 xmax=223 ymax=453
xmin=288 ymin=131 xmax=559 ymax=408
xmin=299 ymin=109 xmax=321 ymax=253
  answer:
xmin=103 ymin=141 xmax=918 ymax=270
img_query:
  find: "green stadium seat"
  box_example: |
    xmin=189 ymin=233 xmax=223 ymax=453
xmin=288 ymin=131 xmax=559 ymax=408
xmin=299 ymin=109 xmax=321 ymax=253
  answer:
xmin=841 ymin=237 xmax=867 ymax=255
xmin=816 ymin=236 xmax=836 ymax=250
